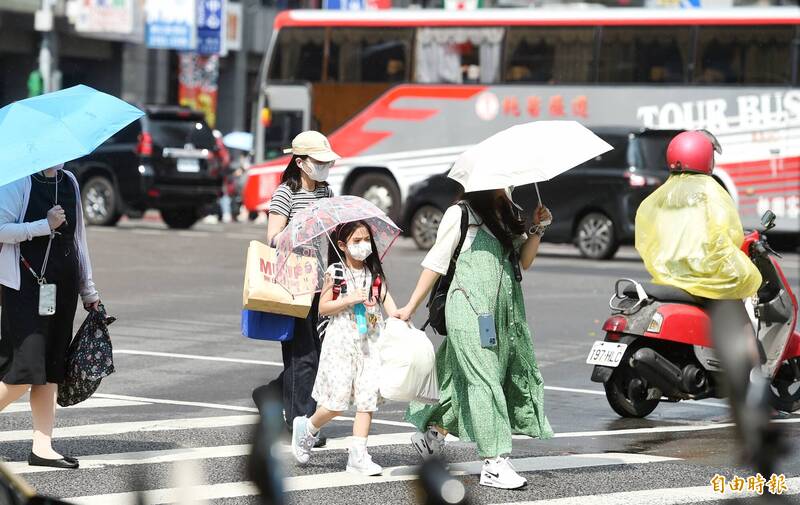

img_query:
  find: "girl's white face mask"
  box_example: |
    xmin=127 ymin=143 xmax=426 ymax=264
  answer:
xmin=348 ymin=241 xmax=372 ymax=261
xmin=300 ymin=158 xmax=333 ymax=182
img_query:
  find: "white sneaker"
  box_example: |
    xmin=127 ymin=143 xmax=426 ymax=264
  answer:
xmin=479 ymin=457 xmax=527 ymax=489
xmin=290 ymin=416 xmax=318 ymax=465
xmin=411 ymin=429 xmax=445 ymax=461
xmin=346 ymin=448 xmax=382 ymax=476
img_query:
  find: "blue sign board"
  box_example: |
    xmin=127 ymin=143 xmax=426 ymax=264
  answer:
xmin=323 ymin=0 xmax=365 ymax=9
xmin=197 ymin=0 xmax=225 ymax=55
xmin=145 ymin=0 xmax=197 ymax=51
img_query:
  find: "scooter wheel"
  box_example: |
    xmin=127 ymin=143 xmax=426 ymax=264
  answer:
xmin=604 ymin=363 xmax=659 ymax=418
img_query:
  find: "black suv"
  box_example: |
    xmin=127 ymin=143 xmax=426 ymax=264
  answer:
xmin=65 ymin=106 xmax=223 ymax=229
xmin=401 ymin=128 xmax=683 ymax=260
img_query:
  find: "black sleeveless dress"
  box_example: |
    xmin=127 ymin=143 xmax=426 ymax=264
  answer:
xmin=0 ymin=172 xmax=79 ymax=385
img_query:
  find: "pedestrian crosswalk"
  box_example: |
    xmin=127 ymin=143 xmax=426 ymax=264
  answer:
xmin=4 ymin=387 xmax=799 ymax=504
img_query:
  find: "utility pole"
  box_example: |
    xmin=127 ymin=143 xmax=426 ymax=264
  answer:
xmin=35 ymin=0 xmax=59 ymax=93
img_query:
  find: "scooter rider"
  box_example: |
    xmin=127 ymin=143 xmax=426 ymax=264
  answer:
xmin=635 ymin=130 xmax=778 ymax=473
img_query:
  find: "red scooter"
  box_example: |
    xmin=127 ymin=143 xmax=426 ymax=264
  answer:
xmin=588 ymin=210 xmax=800 ymax=418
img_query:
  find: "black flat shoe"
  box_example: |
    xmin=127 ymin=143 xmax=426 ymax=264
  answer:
xmin=28 ymin=453 xmax=79 ymax=469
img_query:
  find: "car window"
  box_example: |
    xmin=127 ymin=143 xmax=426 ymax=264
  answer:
xmin=582 ymin=134 xmax=628 ymax=169
xmin=108 ymin=120 xmax=141 ymax=144
xmin=147 ymin=118 xmax=216 ymax=149
xmin=630 ymin=133 xmax=673 ymax=171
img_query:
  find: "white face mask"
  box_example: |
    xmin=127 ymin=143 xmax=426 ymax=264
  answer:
xmin=301 ymin=159 xmax=332 ymax=182
xmin=347 ymin=241 xmax=372 ymax=261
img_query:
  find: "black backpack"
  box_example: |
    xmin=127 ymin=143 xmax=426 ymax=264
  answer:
xmin=423 ymin=202 xmax=469 ymax=336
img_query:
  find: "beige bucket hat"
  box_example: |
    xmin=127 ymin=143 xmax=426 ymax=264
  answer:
xmin=283 ymin=130 xmax=341 ymax=162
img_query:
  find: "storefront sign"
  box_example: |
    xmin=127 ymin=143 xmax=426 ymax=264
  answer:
xmin=197 ymin=0 xmax=226 ymax=55
xmin=73 ymin=0 xmax=134 ymax=34
xmin=224 ymin=2 xmax=242 ymax=52
xmin=178 ymin=53 xmax=220 ymax=128
xmin=145 ymin=0 xmax=196 ymax=50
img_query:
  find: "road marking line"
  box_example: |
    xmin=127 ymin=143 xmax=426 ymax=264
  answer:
xmin=93 ymin=394 xmax=260 ymax=413
xmin=544 ymin=386 xmax=728 ymax=409
xmin=113 ymin=349 xmax=283 ymax=367
xmin=176 ymin=231 xmax=211 ymax=238
xmin=491 ymin=477 xmax=800 ymax=505
xmin=66 ymin=452 xmax=677 ymax=504
xmin=129 ymin=229 xmax=164 ymax=236
xmin=8 ymin=432 xmax=418 ymax=475
xmin=4 ymin=397 xmax=149 ymax=414
xmin=68 ymin=482 xmax=260 ymax=505
xmin=0 ymin=415 xmax=259 ymax=443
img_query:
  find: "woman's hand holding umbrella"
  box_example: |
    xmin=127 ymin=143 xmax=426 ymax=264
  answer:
xmin=47 ymin=205 xmax=66 ymax=230
xmin=533 ymin=205 xmax=552 ymax=227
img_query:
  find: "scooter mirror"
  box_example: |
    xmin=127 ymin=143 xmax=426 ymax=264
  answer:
xmin=760 ymin=210 xmax=777 ymax=231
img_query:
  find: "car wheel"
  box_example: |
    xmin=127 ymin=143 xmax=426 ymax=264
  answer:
xmin=575 ymin=212 xmax=619 ymax=260
xmin=161 ymin=207 xmax=200 ymax=229
xmin=350 ymin=173 xmax=401 ymax=223
xmin=81 ymin=176 xmax=121 ymax=226
xmin=411 ymin=205 xmax=443 ymax=250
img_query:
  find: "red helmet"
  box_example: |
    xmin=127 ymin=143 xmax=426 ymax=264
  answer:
xmin=666 ymin=130 xmax=722 ymax=175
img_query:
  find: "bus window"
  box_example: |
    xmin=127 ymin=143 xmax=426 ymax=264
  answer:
xmin=328 ymin=29 xmax=413 ymax=83
xmin=415 ymin=28 xmax=504 ymax=84
xmin=503 ymin=27 xmax=595 ymax=84
xmin=598 ymin=27 xmax=691 ymax=84
xmin=695 ymin=26 xmax=795 ymax=85
xmin=268 ymin=28 xmax=326 ymax=82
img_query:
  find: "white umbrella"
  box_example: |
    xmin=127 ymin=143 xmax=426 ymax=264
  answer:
xmin=448 ymin=121 xmax=613 ymax=203
xmin=222 ymin=131 xmax=253 ymax=152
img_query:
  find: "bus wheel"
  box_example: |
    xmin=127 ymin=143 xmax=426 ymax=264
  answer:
xmin=350 ymin=173 xmax=401 ymax=222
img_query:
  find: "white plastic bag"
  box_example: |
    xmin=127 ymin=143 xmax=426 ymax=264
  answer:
xmin=378 ymin=318 xmax=439 ymax=404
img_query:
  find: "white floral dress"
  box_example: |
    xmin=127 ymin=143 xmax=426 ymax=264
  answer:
xmin=312 ymin=264 xmax=384 ymax=412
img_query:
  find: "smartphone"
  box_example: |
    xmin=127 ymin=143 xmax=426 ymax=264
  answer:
xmin=39 ymin=283 xmax=56 ymax=316
xmin=478 ymin=314 xmax=497 ymax=348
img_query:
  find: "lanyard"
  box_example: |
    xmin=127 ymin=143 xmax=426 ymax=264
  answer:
xmin=20 ymin=172 xmax=58 ymax=285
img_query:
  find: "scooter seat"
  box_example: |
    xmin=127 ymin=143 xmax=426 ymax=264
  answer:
xmin=623 ymin=282 xmax=708 ymax=306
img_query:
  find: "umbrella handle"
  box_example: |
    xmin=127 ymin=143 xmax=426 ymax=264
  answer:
xmin=534 ymin=183 xmax=552 ymax=227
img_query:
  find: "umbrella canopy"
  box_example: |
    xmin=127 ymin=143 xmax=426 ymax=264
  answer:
xmin=223 ymin=131 xmax=253 ymax=152
xmin=273 ymin=196 xmax=401 ymax=295
xmin=448 ymin=121 xmax=613 ymax=193
xmin=0 ymin=85 xmax=144 ymax=188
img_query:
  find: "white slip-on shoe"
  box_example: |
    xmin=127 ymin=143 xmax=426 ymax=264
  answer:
xmin=479 ymin=457 xmax=527 ymax=489
xmin=411 ymin=429 xmax=445 ymax=461
xmin=346 ymin=448 xmax=383 ymax=476
xmin=290 ymin=416 xmax=318 ymax=465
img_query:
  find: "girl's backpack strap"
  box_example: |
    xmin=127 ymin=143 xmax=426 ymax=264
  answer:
xmin=331 ymin=262 xmax=347 ymax=299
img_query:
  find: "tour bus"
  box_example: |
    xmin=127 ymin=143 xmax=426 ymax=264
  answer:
xmin=244 ymin=8 xmax=800 ymax=234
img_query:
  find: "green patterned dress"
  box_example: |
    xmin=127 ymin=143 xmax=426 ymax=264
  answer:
xmin=406 ymin=227 xmax=553 ymax=458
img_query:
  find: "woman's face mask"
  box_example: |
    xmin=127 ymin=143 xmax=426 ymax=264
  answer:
xmin=299 ymin=158 xmax=334 ymax=182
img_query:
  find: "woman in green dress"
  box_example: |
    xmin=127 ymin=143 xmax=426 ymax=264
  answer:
xmin=394 ymin=188 xmax=553 ymax=490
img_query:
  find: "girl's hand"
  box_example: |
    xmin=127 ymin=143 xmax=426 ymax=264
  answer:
xmin=84 ymin=300 xmax=101 ymax=311
xmin=533 ymin=205 xmax=552 ymax=226
xmin=393 ymin=305 xmax=414 ymax=321
xmin=344 ymin=288 xmax=368 ymax=307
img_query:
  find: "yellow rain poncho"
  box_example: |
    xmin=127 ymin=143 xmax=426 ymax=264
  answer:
xmin=635 ymin=173 xmax=762 ymax=300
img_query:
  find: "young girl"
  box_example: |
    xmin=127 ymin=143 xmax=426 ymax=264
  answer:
xmin=290 ymin=221 xmax=397 ymax=476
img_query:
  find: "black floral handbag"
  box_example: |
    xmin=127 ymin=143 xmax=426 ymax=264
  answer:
xmin=57 ymin=306 xmax=116 ymax=407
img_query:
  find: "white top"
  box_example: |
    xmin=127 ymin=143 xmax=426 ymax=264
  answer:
xmin=421 ymin=204 xmax=493 ymax=276
xmin=0 ymin=171 xmax=99 ymax=304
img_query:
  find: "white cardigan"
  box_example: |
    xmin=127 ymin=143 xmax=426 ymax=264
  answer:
xmin=0 ymin=171 xmax=99 ymax=304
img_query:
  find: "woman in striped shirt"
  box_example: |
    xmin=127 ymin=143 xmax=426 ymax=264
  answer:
xmin=255 ymin=131 xmax=339 ymax=443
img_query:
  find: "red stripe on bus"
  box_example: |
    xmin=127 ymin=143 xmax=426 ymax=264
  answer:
xmin=730 ymin=173 xmax=800 ymax=187
xmin=737 ymin=185 xmax=800 ymax=197
xmin=327 ymin=85 xmax=485 ymax=158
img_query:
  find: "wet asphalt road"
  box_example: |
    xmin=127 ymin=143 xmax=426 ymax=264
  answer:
xmin=1 ymin=219 xmax=799 ymax=505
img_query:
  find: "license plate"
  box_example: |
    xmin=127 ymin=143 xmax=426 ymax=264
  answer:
xmin=177 ymin=158 xmax=200 ymax=173
xmin=586 ymin=341 xmax=628 ymax=367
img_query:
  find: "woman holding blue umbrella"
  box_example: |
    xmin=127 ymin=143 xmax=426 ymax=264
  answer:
xmin=0 ymin=85 xmax=142 ymax=469
xmin=0 ymin=164 xmax=100 ymax=469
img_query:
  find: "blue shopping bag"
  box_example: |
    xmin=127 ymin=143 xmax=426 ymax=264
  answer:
xmin=241 ymin=310 xmax=295 ymax=342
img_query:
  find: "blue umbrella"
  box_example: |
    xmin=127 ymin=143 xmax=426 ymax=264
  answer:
xmin=0 ymin=84 xmax=144 ymax=187
xmin=222 ymin=131 xmax=253 ymax=152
